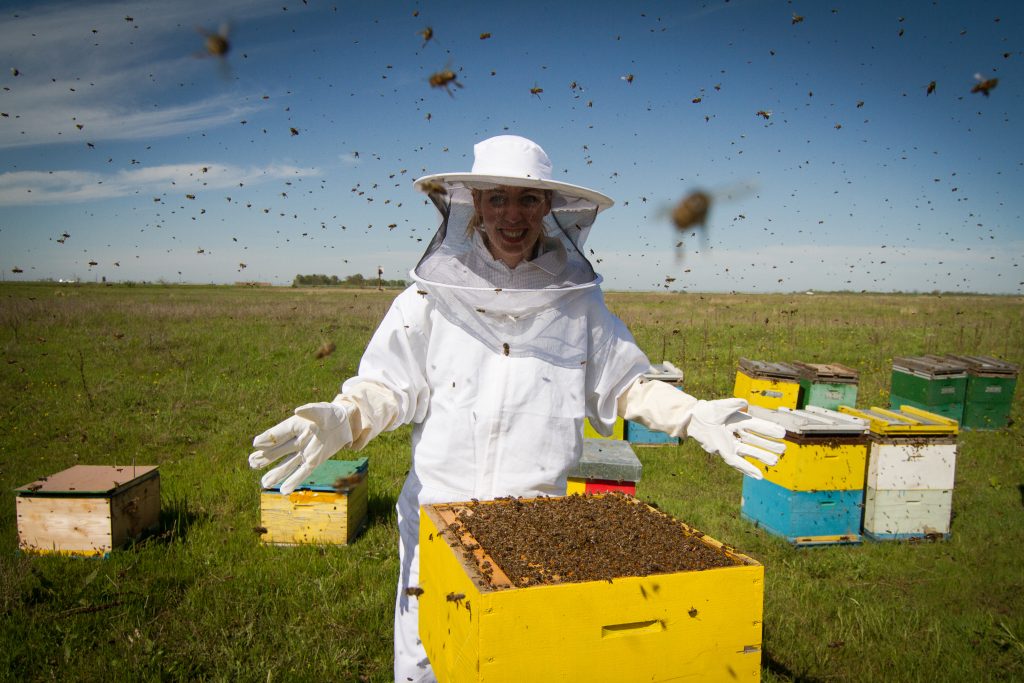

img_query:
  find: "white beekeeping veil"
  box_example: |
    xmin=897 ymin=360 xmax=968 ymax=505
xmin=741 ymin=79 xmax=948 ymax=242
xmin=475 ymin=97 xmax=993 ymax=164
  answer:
xmin=409 ymin=136 xmax=615 ymax=362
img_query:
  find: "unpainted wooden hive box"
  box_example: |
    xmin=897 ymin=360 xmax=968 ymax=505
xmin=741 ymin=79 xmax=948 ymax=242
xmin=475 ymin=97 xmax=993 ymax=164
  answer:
xmin=260 ymin=457 xmax=368 ymax=546
xmin=419 ymin=497 xmax=764 ymax=682
xmin=15 ymin=465 xmax=160 ymax=557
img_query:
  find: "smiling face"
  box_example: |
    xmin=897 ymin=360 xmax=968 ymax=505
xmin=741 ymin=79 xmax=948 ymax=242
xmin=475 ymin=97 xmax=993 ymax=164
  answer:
xmin=472 ymin=186 xmax=552 ymax=268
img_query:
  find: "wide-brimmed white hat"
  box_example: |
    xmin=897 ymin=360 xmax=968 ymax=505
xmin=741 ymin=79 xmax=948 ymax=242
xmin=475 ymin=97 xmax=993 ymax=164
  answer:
xmin=414 ymin=135 xmax=614 ymax=212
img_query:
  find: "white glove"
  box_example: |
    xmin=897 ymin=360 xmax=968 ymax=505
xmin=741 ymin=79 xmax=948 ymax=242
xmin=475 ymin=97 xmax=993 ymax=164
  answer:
xmin=249 ymin=400 xmax=354 ymax=494
xmin=685 ymin=398 xmax=786 ymax=479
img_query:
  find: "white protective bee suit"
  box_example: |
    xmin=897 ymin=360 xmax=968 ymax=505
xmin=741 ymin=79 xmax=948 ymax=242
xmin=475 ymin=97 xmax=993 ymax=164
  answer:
xmin=248 ymin=135 xmax=785 ymax=683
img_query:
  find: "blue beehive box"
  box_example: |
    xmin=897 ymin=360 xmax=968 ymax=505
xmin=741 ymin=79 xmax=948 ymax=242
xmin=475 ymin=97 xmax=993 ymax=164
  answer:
xmin=625 ymin=362 xmax=684 ymax=446
xmin=740 ymin=406 xmax=869 ymax=546
xmin=741 ymin=477 xmax=864 ymax=546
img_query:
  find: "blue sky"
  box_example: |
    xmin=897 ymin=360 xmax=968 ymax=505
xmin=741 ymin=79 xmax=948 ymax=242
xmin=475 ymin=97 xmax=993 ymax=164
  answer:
xmin=1 ymin=0 xmax=1021 ymax=293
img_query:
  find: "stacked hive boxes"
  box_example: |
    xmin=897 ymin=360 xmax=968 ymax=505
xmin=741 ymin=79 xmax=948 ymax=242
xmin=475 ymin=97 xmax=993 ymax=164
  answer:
xmin=889 ymin=356 xmax=968 ymax=422
xmin=260 ymin=457 xmax=369 ymax=545
xmin=625 ymin=362 xmax=684 ymax=446
xmin=839 ymin=406 xmax=958 ymax=541
xmin=791 ymin=362 xmax=859 ymax=410
xmin=733 ymin=358 xmax=801 ymax=409
xmin=740 ymin=406 xmax=869 ymax=546
xmin=15 ymin=465 xmax=161 ymax=557
xmin=566 ymin=439 xmax=642 ymax=496
xmin=418 ymin=497 xmax=765 ymax=682
xmin=945 ymin=355 xmax=1018 ymax=429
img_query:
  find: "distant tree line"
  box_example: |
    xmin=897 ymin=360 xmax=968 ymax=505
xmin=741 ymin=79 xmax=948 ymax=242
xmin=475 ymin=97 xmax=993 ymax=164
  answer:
xmin=292 ymin=273 xmax=407 ymax=288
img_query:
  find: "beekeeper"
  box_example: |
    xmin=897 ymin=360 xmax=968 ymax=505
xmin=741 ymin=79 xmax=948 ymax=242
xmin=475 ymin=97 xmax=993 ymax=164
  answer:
xmin=248 ymin=135 xmax=785 ymax=682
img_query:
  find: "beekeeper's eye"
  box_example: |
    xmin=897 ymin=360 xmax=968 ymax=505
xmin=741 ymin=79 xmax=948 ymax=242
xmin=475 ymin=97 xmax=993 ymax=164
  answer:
xmin=487 ymin=194 xmax=509 ymax=208
xmin=519 ymin=193 xmax=543 ymax=208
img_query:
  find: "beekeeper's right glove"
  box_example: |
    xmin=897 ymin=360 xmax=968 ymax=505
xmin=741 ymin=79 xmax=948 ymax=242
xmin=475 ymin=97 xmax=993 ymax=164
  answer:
xmin=248 ymin=399 xmax=354 ymax=495
xmin=618 ymin=379 xmax=786 ymax=479
xmin=684 ymin=398 xmax=786 ymax=479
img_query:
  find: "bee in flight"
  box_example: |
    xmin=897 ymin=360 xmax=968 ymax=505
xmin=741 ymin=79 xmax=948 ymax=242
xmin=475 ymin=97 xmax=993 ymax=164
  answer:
xmin=429 ymin=65 xmax=463 ymax=97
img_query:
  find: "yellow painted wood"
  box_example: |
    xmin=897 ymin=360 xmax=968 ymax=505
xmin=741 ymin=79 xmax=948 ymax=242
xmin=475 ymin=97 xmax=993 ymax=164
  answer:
xmin=790 ymin=534 xmax=862 ymax=545
xmin=16 ymin=496 xmax=113 ymax=556
xmin=733 ymin=370 xmax=800 ymax=410
xmin=565 ymin=478 xmax=587 ymax=495
xmin=584 ymin=417 xmax=624 ymax=440
xmin=260 ymin=476 xmax=367 ymax=545
xmin=750 ymin=437 xmax=868 ymax=491
xmin=839 ymin=405 xmax=958 ymax=435
xmin=420 ymin=501 xmax=764 ymax=682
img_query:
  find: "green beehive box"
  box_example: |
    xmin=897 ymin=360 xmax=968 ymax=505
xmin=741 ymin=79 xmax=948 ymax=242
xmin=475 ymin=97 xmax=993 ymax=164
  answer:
xmin=792 ymin=362 xmax=859 ymax=411
xmin=889 ymin=356 xmax=968 ymax=422
xmin=945 ymin=355 xmax=1018 ymax=429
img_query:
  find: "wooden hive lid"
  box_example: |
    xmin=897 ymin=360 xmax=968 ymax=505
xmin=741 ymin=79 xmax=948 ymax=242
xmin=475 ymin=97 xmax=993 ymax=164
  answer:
xmin=837 ymin=405 xmax=959 ymax=435
xmin=14 ymin=464 xmax=159 ymax=497
xmin=748 ymin=405 xmax=868 ymax=436
xmin=943 ymin=354 xmax=1018 ymax=377
xmin=263 ymin=457 xmax=368 ymax=492
xmin=568 ymin=439 xmax=642 ymax=482
xmin=738 ymin=358 xmax=800 ymax=380
xmin=790 ymin=361 xmax=859 ymax=383
xmin=892 ymin=355 xmax=968 ymax=378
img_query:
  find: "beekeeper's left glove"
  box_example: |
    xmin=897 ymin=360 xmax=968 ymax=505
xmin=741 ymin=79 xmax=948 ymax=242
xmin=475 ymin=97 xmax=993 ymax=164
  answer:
xmin=248 ymin=399 xmax=354 ymax=494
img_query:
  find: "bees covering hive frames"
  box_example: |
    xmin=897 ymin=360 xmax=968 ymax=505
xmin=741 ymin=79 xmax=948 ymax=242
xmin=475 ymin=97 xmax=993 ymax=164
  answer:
xmin=418 ymin=494 xmax=764 ymax=682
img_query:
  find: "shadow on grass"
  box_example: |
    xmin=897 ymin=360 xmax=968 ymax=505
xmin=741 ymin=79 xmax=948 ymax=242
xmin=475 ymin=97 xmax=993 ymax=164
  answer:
xmin=366 ymin=492 xmax=398 ymax=529
xmin=132 ymin=494 xmax=208 ymax=549
xmin=762 ymin=647 xmax=826 ymax=683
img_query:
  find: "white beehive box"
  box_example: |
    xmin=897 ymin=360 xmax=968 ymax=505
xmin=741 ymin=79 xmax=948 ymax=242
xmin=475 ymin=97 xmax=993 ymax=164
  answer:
xmin=865 ymin=438 xmax=957 ymax=491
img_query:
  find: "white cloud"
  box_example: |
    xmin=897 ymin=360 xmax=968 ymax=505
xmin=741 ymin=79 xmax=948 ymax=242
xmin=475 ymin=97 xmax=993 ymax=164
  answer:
xmin=0 ymin=0 xmax=283 ymax=149
xmin=0 ymin=162 xmax=317 ymax=205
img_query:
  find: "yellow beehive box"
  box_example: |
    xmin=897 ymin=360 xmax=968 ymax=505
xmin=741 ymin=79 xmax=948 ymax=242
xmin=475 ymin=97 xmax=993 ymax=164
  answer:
xmin=746 ymin=406 xmax=870 ymax=491
xmin=419 ymin=496 xmax=764 ymax=682
xmin=583 ymin=416 xmax=625 ymax=440
xmin=260 ymin=458 xmax=368 ymax=546
xmin=734 ymin=359 xmax=801 ymax=410
xmin=15 ymin=465 xmax=160 ymax=557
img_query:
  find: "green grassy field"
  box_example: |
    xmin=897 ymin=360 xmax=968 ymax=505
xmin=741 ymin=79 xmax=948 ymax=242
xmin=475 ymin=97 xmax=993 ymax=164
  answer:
xmin=1 ymin=282 xmax=1022 ymax=682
